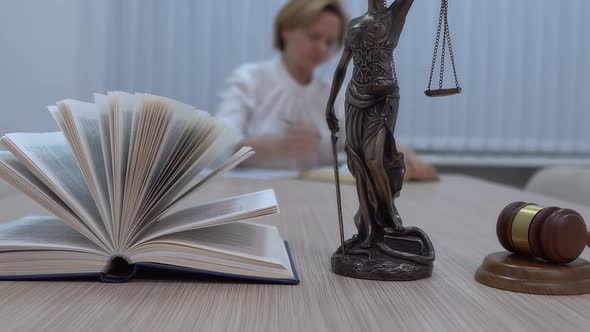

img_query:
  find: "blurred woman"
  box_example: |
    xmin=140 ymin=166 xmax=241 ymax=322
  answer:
xmin=216 ymin=0 xmax=437 ymax=179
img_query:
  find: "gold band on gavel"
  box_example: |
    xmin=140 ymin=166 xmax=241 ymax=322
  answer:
xmin=511 ymin=205 xmax=544 ymax=254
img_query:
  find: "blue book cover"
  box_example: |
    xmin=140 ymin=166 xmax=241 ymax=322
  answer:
xmin=0 ymin=241 xmax=299 ymax=285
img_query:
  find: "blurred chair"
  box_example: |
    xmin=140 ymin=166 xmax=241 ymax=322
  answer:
xmin=526 ymin=167 xmax=590 ymax=206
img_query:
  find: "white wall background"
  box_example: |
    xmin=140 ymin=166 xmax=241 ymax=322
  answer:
xmin=0 ymin=0 xmax=84 ymax=135
xmin=1 ymin=0 xmax=589 ymax=155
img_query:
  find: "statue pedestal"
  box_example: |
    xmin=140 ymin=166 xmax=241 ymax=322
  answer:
xmin=331 ymin=234 xmax=434 ymax=281
xmin=475 ymin=251 xmax=590 ymax=295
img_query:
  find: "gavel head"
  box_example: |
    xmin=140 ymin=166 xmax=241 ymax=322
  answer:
xmin=497 ymin=202 xmax=590 ymax=264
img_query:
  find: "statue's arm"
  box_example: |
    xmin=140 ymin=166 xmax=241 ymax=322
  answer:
xmin=325 ymin=45 xmax=352 ymax=133
xmin=390 ymin=0 xmax=414 ymax=18
xmin=326 ymin=46 xmax=352 ymax=109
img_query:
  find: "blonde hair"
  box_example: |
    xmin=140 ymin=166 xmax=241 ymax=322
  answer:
xmin=273 ymin=0 xmax=348 ymax=51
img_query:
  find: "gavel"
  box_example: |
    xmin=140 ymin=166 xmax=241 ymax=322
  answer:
xmin=497 ymin=202 xmax=590 ymax=264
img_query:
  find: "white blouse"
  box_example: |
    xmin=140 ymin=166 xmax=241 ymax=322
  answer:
xmin=215 ymin=57 xmax=346 ymax=164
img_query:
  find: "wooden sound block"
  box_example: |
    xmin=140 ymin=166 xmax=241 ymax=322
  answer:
xmin=475 ymin=251 xmax=590 ymax=295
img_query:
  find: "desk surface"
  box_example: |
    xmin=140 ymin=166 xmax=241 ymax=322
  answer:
xmin=0 ymin=175 xmax=588 ymax=331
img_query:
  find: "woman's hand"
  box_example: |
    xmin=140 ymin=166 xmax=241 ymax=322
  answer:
xmin=238 ymin=128 xmax=322 ymax=169
xmin=398 ymin=144 xmax=439 ymax=181
xmin=285 ymin=127 xmax=322 ymax=169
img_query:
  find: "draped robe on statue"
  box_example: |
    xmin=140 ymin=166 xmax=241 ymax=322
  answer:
xmin=343 ymin=8 xmax=407 ymax=247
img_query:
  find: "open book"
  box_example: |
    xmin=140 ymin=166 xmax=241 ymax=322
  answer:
xmin=0 ymin=92 xmax=298 ymax=284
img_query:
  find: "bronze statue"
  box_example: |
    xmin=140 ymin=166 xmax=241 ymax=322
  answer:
xmin=325 ymin=0 xmax=435 ymax=280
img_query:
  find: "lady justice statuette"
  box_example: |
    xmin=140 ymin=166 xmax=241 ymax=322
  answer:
xmin=325 ymin=0 xmax=460 ymax=281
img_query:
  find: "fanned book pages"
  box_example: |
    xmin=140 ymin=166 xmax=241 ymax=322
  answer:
xmin=0 ymin=92 xmax=298 ymax=284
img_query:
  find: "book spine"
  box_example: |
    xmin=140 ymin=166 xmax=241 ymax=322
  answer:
xmin=100 ymin=255 xmax=137 ymax=283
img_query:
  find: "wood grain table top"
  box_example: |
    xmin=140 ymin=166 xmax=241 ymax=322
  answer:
xmin=0 ymin=175 xmax=588 ymax=331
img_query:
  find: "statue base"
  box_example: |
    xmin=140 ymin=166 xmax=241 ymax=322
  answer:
xmin=331 ymin=233 xmax=434 ymax=281
xmin=475 ymin=251 xmax=590 ymax=295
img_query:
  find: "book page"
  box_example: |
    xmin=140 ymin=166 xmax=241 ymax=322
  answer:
xmin=128 ymin=221 xmax=293 ymax=280
xmin=109 ymin=92 xmax=140 ymax=249
xmin=55 ymin=100 xmax=113 ymax=240
xmin=0 ymin=133 xmax=112 ymax=250
xmin=131 ymin=189 xmax=278 ymax=245
xmin=94 ymin=93 xmax=114 ymax=218
xmin=131 ymin=113 xmax=226 ymax=226
xmin=126 ymin=107 xmax=234 ymax=241
xmin=0 ymin=151 xmax=108 ymax=250
xmin=0 ymin=216 xmax=108 ymax=276
xmin=119 ymin=95 xmax=186 ymax=238
xmin=48 ymin=105 xmax=67 ymax=132
xmin=0 ymin=216 xmax=106 ymax=253
xmin=140 ymin=146 xmax=255 ymax=231
xmin=133 ymin=111 xmax=192 ymax=214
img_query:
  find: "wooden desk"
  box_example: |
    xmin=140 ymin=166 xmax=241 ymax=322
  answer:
xmin=0 ymin=175 xmax=588 ymax=331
